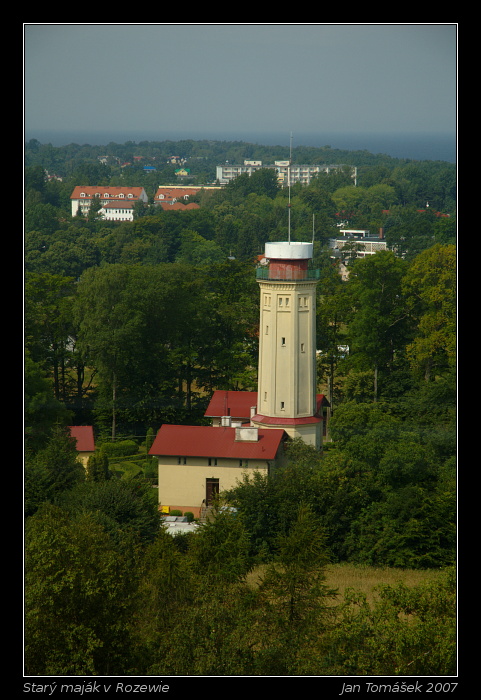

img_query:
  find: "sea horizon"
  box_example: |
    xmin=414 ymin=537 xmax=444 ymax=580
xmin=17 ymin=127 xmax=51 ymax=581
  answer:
xmin=25 ymin=129 xmax=456 ymax=164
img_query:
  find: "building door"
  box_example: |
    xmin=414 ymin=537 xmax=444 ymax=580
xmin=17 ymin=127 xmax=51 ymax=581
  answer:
xmin=206 ymin=478 xmax=219 ymax=505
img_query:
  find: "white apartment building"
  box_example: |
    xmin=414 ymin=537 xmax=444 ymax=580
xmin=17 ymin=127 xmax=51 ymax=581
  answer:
xmin=216 ymin=160 xmax=356 ymax=186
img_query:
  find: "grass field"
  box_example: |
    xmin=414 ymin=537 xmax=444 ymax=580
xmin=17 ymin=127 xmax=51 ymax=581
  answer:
xmin=247 ymin=562 xmax=447 ymax=606
xmin=323 ymin=563 xmax=447 ymax=605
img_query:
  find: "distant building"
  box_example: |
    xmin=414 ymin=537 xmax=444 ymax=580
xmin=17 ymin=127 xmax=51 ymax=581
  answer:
xmin=153 ymin=185 xmax=221 ymax=209
xmin=153 ymin=186 xmax=202 ymax=205
xmin=216 ymin=160 xmax=356 ymax=186
xmin=70 ymin=186 xmax=148 ymax=219
xmin=328 ymin=229 xmax=389 ymax=279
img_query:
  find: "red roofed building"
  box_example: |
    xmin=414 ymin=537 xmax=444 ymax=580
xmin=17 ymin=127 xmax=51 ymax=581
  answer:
xmin=68 ymin=426 xmax=95 ymax=468
xmin=149 ymin=424 xmax=286 ymax=517
xmin=204 ymin=390 xmax=258 ymax=426
xmin=70 ymin=186 xmax=148 ymax=219
xmin=153 ymin=185 xmax=221 ymax=208
xmin=159 ymin=201 xmax=200 ymax=211
xmin=153 ymin=186 xmax=201 ymax=206
xmin=204 ymin=390 xmax=330 ymax=435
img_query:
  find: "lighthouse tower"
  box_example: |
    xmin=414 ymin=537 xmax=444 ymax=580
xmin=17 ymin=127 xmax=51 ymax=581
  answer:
xmin=251 ymin=241 xmax=322 ymax=450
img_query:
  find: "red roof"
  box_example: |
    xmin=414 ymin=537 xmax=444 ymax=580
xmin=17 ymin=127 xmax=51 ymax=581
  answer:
xmin=160 ymin=201 xmax=200 ymax=210
xmin=204 ymin=390 xmax=258 ymax=419
xmin=70 ymin=186 xmax=145 ymax=200
xmin=149 ymin=424 xmax=285 ymax=460
xmin=69 ymin=426 xmax=95 ymax=452
xmin=205 ymin=391 xmax=329 ymax=420
xmin=154 ymin=186 xmax=201 ymax=201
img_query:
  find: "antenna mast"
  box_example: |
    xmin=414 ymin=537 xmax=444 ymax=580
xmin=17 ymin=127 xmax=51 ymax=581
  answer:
xmin=288 ymin=131 xmax=292 ymax=243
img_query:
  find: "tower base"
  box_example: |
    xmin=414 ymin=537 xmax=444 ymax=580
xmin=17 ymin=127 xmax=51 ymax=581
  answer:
xmin=251 ymin=413 xmax=322 ymax=451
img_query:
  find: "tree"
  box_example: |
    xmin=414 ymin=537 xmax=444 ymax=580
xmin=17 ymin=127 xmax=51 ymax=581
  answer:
xmin=344 ymin=251 xmax=411 ymax=400
xmin=316 ymin=257 xmax=351 ymax=410
xmin=25 ymin=504 xmax=140 ymax=675
xmin=187 ymin=502 xmax=253 ymax=585
xmin=57 ymin=478 xmax=161 ymax=545
xmin=25 ymin=425 xmax=84 ymax=516
xmin=223 ymin=168 xmax=279 ymax=201
xmin=253 ymin=505 xmax=337 ymax=674
xmin=87 ymin=194 xmax=104 ymax=222
xmin=402 ymin=244 xmax=456 ymax=381
xmin=86 ymin=448 xmax=110 ymax=482
xmin=24 ymin=353 xmax=73 ymax=453
xmin=25 ymin=272 xmax=77 ymax=402
xmin=74 ymin=264 xmax=151 ymax=439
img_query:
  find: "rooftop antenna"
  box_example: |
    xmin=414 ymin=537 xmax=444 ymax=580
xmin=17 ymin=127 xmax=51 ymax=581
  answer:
xmin=288 ymin=132 xmax=293 ymax=243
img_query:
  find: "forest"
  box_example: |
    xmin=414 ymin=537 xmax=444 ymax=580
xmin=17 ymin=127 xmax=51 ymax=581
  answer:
xmin=24 ymin=138 xmax=456 ymax=677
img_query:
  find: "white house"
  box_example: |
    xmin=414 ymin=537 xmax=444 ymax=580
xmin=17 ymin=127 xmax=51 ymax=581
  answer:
xmin=70 ymin=186 xmax=148 ymax=220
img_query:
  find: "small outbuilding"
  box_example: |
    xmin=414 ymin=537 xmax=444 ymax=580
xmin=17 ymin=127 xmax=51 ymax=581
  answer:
xmin=68 ymin=426 xmax=95 ymax=468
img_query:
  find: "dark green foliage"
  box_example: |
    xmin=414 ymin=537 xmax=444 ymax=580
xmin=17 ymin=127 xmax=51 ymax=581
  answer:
xmin=56 ymin=478 xmax=161 ymax=544
xmin=252 ymin=505 xmax=337 ymax=675
xmin=25 ymin=504 xmax=141 ymax=675
xmin=99 ymin=440 xmax=138 ymax=457
xmin=228 ymin=387 xmax=456 ymax=570
xmin=86 ymin=449 xmax=110 ymax=482
xmin=187 ymin=503 xmax=253 ymax=584
xmin=24 ymin=354 xmax=73 ymax=452
xmin=25 ymin=425 xmax=84 ymax=516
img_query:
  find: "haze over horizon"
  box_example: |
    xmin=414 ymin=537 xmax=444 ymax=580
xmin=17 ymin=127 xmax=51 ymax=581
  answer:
xmin=25 ymin=24 xmax=456 ymax=154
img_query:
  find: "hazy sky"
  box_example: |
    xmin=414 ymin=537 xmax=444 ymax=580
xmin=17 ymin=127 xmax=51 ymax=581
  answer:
xmin=24 ymin=23 xmax=457 ymax=140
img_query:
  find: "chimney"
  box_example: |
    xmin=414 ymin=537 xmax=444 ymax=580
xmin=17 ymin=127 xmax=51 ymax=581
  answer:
xmin=235 ymin=427 xmax=259 ymax=442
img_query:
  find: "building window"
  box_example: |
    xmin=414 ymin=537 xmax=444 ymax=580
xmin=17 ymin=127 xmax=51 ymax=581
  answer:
xmin=281 ymin=337 xmax=286 ymax=346
xmin=265 ymin=325 xmax=269 ymax=334
xmin=280 ymin=401 xmax=285 ymax=410
xmin=208 ymin=458 xmax=217 ymax=466
xmin=177 ymin=456 xmax=187 ymax=465
xmin=301 ymin=343 xmax=305 ymax=352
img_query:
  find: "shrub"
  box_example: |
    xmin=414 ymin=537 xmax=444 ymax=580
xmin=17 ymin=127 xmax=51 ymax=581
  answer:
xmin=100 ymin=440 xmax=138 ymax=457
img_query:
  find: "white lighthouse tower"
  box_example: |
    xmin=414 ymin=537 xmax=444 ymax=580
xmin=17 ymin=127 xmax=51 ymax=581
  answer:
xmin=251 ymin=240 xmax=322 ymax=449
